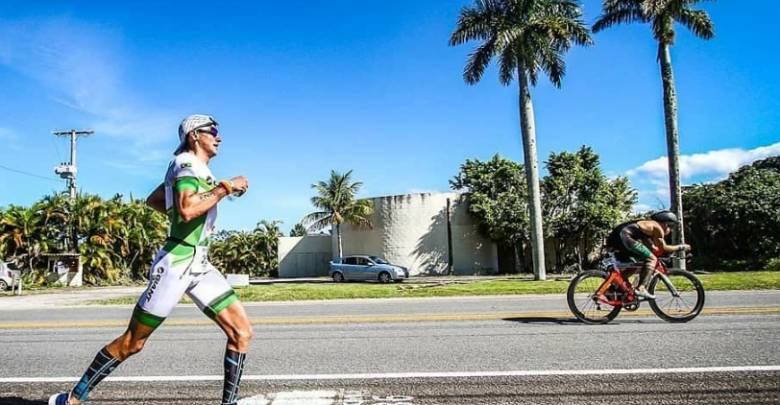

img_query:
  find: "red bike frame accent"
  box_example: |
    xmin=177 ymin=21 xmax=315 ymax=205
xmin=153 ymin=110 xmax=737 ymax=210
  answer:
xmin=595 ymin=249 xmax=669 ymax=306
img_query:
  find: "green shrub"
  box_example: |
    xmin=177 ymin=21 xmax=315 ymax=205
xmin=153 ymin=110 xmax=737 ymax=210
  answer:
xmin=765 ymin=258 xmax=780 ymax=272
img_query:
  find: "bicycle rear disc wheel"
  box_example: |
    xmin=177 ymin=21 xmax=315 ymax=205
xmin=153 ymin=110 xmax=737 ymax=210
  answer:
xmin=567 ymin=270 xmax=622 ymax=324
xmin=648 ymin=269 xmax=705 ymax=323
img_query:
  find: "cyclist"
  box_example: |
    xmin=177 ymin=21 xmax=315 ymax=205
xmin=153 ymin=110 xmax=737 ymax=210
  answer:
xmin=49 ymin=114 xmax=253 ymax=405
xmin=605 ymin=210 xmax=691 ymax=299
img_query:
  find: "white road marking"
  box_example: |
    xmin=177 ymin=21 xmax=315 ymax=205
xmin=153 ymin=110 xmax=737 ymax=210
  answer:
xmin=270 ymin=390 xmax=337 ymax=405
xmin=1 ymin=365 xmax=779 ymax=383
xmin=237 ymin=395 xmax=270 ymax=405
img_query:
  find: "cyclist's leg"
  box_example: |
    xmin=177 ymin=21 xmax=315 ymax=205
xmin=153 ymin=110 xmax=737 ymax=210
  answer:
xmin=622 ymin=266 xmax=639 ymax=284
xmin=59 ymin=251 xmax=191 ymax=405
xmin=637 ymin=255 xmax=657 ymax=290
xmin=188 ymin=266 xmax=254 ymax=405
xmin=619 ymin=233 xmax=656 ymax=291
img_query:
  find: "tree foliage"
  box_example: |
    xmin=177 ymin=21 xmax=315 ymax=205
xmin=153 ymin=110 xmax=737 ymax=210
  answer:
xmin=593 ymin=0 xmax=715 ymax=46
xmin=289 ymin=223 xmax=307 ymax=237
xmin=0 ymin=193 xmax=285 ymax=283
xmin=453 ymin=149 xmax=636 ymax=272
xmin=451 ymin=154 xmax=529 ymax=245
xmin=451 ymin=154 xmax=530 ymax=273
xmin=449 ymin=0 xmax=593 ymax=87
xmin=541 ymin=146 xmax=637 ymax=270
xmin=684 ymin=156 xmax=780 ymax=269
xmin=0 ymin=193 xmax=168 ymax=285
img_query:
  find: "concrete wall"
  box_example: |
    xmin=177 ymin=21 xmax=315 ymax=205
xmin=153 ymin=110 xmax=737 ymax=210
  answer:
xmin=278 ymin=192 xmax=566 ymax=278
xmin=337 ymin=193 xmax=498 ymax=276
xmin=278 ymin=235 xmax=332 ymax=278
xmin=449 ymin=196 xmax=498 ymax=275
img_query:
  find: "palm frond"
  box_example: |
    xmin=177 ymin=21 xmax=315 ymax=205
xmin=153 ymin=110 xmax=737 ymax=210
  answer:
xmin=536 ymin=38 xmax=566 ymax=88
xmin=519 ymin=41 xmax=540 ymax=86
xmin=498 ymin=44 xmax=518 ymax=85
xmin=449 ymin=1 xmax=499 ymax=46
xmin=676 ymin=8 xmax=714 ymax=39
xmin=464 ymin=38 xmax=499 ymax=85
xmin=593 ymin=2 xmax=646 ymax=33
xmin=301 ymin=211 xmax=331 ymax=228
xmin=642 ymin=0 xmax=671 ymax=16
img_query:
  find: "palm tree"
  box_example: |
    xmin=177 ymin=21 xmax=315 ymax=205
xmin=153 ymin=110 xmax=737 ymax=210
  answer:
xmin=302 ymin=170 xmax=373 ymax=258
xmin=0 ymin=205 xmax=45 ymax=271
xmin=593 ymin=0 xmax=715 ymax=263
xmin=289 ymin=223 xmax=308 ymax=237
xmin=450 ymin=0 xmax=593 ymax=280
xmin=254 ymin=219 xmax=284 ymax=274
xmin=114 ymin=198 xmax=167 ymax=280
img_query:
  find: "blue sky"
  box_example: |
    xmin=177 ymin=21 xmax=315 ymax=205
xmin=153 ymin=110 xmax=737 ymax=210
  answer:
xmin=0 ymin=0 xmax=778 ymax=234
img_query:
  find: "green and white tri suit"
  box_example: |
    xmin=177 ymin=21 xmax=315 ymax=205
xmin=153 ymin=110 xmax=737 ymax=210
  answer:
xmin=134 ymin=152 xmax=237 ymax=328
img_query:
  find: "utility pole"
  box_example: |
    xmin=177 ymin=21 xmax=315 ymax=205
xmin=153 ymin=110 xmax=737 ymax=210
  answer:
xmin=53 ymin=129 xmax=93 ymax=199
xmin=53 ymin=130 xmax=93 ymax=256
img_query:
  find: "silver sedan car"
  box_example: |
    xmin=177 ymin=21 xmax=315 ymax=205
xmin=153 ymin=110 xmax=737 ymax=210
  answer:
xmin=329 ymin=255 xmax=409 ymax=283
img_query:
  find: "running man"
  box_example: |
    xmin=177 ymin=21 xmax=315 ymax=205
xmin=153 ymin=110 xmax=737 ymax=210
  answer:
xmin=50 ymin=114 xmax=253 ymax=405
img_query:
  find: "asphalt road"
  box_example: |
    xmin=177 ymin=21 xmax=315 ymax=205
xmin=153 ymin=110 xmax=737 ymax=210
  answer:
xmin=1 ymin=292 xmax=778 ymax=404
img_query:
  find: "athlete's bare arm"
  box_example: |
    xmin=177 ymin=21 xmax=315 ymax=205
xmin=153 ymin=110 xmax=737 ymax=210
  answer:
xmin=637 ymin=220 xmax=690 ymax=254
xmin=146 ymin=183 xmax=166 ymax=215
xmin=176 ymin=175 xmax=248 ymax=222
xmin=176 ymin=186 xmax=228 ymax=222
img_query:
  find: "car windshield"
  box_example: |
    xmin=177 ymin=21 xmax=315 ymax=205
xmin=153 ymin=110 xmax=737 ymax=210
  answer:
xmin=369 ymin=256 xmax=389 ymax=264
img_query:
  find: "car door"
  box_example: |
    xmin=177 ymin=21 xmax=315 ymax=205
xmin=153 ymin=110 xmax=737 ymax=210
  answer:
xmin=357 ymin=257 xmax=377 ymax=280
xmin=342 ymin=257 xmax=358 ymax=280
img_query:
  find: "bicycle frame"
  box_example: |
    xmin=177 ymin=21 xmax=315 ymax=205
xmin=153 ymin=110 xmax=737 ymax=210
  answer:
xmin=594 ymin=253 xmax=674 ymax=307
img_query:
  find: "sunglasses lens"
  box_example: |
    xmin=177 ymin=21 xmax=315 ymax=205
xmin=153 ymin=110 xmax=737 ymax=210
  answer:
xmin=199 ymin=127 xmax=218 ymax=136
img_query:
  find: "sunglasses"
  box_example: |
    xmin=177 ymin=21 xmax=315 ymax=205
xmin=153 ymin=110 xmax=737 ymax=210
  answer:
xmin=196 ymin=127 xmax=219 ymax=137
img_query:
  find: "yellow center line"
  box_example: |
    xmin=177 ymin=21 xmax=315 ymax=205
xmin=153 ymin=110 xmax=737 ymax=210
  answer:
xmin=0 ymin=307 xmax=778 ymax=330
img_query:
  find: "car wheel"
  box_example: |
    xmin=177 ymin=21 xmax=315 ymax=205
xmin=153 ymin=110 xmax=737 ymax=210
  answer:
xmin=0 ymin=280 xmax=7 ymax=291
xmin=332 ymin=272 xmax=345 ymax=283
xmin=378 ymin=272 xmax=392 ymax=284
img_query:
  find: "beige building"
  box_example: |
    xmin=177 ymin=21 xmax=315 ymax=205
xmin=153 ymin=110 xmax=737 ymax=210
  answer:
xmin=277 ymin=235 xmax=332 ymax=278
xmin=279 ymin=192 xmax=503 ymax=277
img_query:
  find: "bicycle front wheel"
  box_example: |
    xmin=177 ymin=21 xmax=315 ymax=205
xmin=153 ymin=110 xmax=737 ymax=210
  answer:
xmin=648 ymin=269 xmax=705 ymax=323
xmin=567 ymin=270 xmax=622 ymax=324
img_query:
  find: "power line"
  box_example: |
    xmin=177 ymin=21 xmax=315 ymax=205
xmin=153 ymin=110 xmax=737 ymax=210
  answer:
xmin=51 ymin=135 xmax=64 ymax=162
xmin=0 ymin=164 xmax=64 ymax=183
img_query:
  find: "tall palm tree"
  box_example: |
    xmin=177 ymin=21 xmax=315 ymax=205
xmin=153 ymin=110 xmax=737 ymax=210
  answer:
xmin=450 ymin=0 xmax=593 ymax=280
xmin=302 ymin=170 xmax=373 ymax=258
xmin=593 ymin=0 xmax=715 ymax=263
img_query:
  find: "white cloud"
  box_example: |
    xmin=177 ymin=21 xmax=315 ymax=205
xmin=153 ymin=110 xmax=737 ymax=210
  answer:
xmin=628 ymin=142 xmax=780 ymax=181
xmin=628 ymin=142 xmax=780 ymax=210
xmin=0 ymin=17 xmax=175 ymax=167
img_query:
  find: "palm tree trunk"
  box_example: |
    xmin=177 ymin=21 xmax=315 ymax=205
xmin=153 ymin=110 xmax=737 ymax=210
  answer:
xmin=336 ymin=222 xmax=343 ymax=258
xmin=658 ymin=42 xmax=686 ymax=269
xmin=517 ymin=63 xmax=547 ymax=281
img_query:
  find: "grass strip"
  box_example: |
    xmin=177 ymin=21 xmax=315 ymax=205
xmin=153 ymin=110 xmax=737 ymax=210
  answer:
xmin=85 ymin=271 xmax=780 ymax=305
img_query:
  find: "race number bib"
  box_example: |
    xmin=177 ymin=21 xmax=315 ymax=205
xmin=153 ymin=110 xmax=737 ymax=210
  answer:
xmin=189 ymin=246 xmax=211 ymax=274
